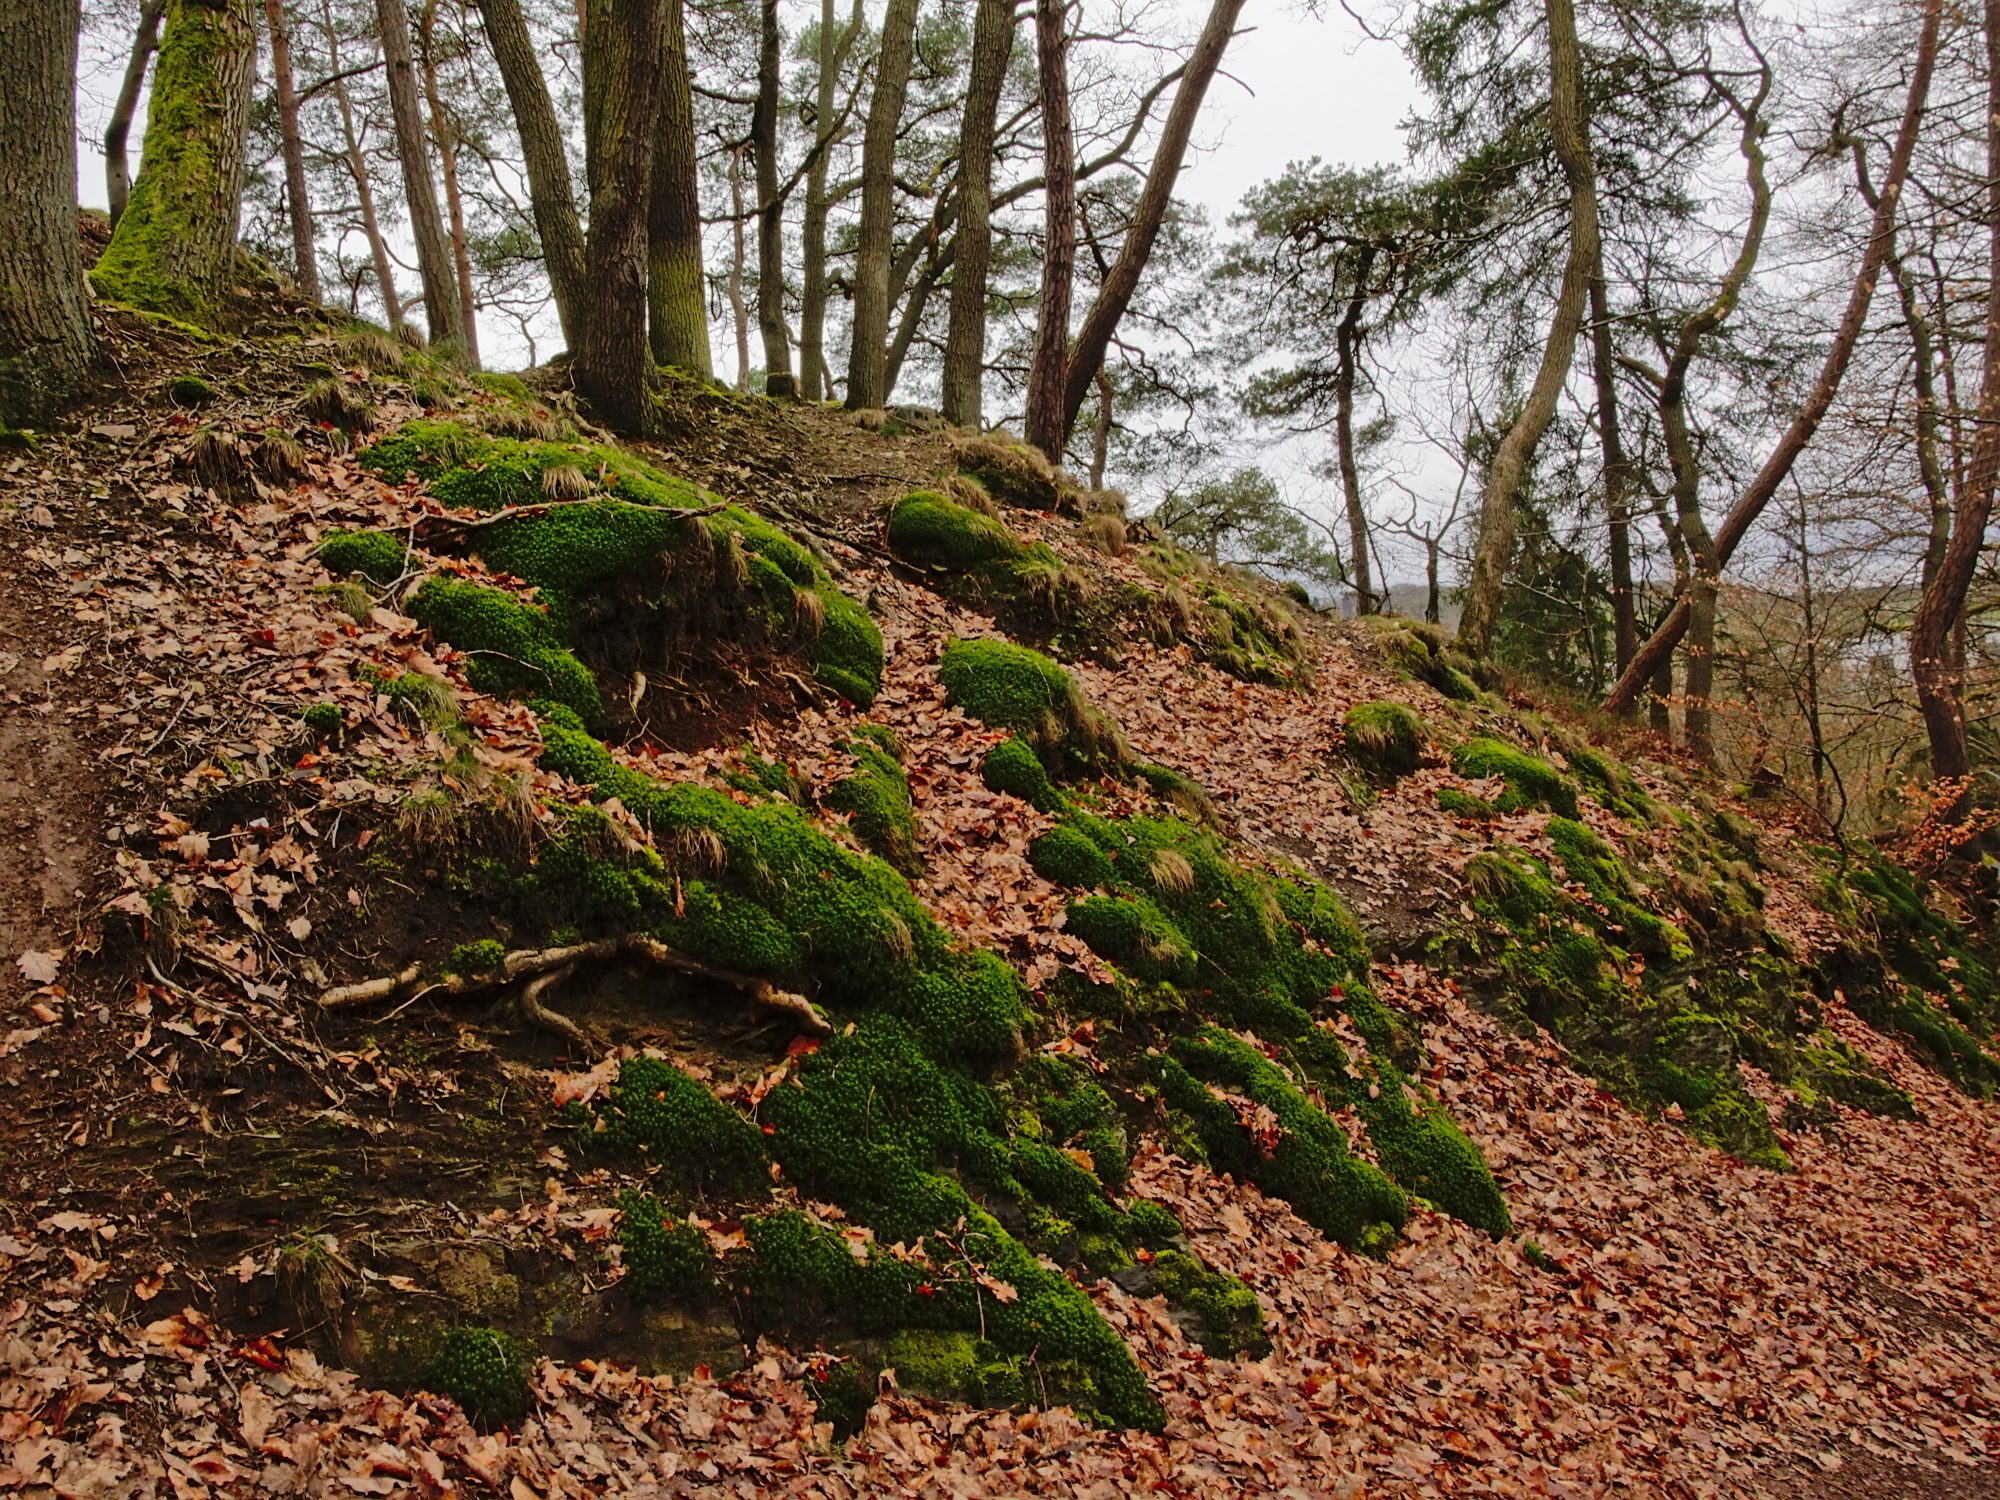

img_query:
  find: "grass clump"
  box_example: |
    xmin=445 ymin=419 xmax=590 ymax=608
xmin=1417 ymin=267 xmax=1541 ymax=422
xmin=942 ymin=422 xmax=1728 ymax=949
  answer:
xmin=940 ymin=638 xmax=1124 ymax=777
xmin=827 ymin=725 xmax=921 ymax=876
xmin=300 ymin=377 xmax=378 ymax=433
xmin=949 ymin=433 xmax=1074 ymax=512
xmin=1343 ymin=702 xmax=1425 ymax=781
xmin=424 ymin=1326 xmax=530 ymax=1428
xmin=316 ymin=527 xmax=407 ymax=585
xmin=1452 ymin=738 xmax=1580 ymax=817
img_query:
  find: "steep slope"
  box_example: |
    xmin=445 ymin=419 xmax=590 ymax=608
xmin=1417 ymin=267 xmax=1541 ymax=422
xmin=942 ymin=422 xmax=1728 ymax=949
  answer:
xmin=1 ymin=299 xmax=1997 ymax=1497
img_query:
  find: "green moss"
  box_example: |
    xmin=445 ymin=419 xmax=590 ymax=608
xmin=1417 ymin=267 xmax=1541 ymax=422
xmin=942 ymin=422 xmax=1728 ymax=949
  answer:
xmin=1066 ymin=896 xmax=1197 ymax=985
xmin=1546 ymin=818 xmax=1691 ymax=961
xmin=617 ymin=1193 xmax=717 ymax=1300
xmin=1451 ymin=738 xmax=1580 ymax=817
xmin=1351 ymin=1061 xmax=1512 ymax=1235
xmin=1150 ymin=1249 xmax=1265 ymax=1356
xmin=1160 ymin=1027 xmax=1407 ymax=1251
xmin=1556 ymin=735 xmax=1656 ymax=821
xmin=940 ymin=638 xmax=1122 ymax=776
xmin=423 ymin=1325 xmax=530 ymax=1428
xmin=300 ymin=702 xmax=344 ymax=738
xmin=1436 ymin=787 xmax=1499 ymax=820
xmin=168 ymin=374 xmax=217 ymax=408
xmin=881 ymin=1330 xmax=1028 ymax=1407
xmin=1380 ymin=624 xmax=1482 ymax=701
xmin=1798 ymin=1034 xmax=1916 ymax=1120
xmin=1343 ymin=702 xmax=1425 ymax=781
xmin=953 ymin=435 xmax=1069 ymax=511
xmin=410 ymin=576 xmax=601 ymax=724
xmin=442 ymin=939 xmax=506 ymax=978
xmin=1125 ymin=1200 xmax=1182 ymax=1245
xmin=982 ymin=738 xmax=1063 ymax=812
xmin=828 ymin=726 xmax=921 ymax=876
xmin=316 ymin=528 xmax=408 ymax=586
xmin=888 ymin=491 xmax=1026 ymax=568
xmin=594 ymin=1055 xmax=770 ymax=1194
xmin=1030 ymin=825 xmax=1115 ymax=888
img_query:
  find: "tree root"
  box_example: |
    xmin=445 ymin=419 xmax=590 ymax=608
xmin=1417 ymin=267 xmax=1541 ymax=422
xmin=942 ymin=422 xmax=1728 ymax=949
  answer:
xmin=511 ymin=964 xmax=596 ymax=1048
xmin=413 ymin=497 xmax=727 ymax=544
xmin=316 ymin=934 xmax=831 ymax=1034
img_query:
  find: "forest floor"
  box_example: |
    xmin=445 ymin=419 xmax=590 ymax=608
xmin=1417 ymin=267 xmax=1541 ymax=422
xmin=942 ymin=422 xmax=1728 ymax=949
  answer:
xmin=1 ymin=293 xmax=1997 ymax=1498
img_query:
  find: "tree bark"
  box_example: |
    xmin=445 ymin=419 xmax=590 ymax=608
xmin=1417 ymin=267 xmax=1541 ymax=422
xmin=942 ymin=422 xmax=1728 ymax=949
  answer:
xmin=648 ymin=0 xmax=710 ymax=375
xmin=1089 ymin=368 xmax=1112 ymax=486
xmin=1023 ymin=0 xmax=1075 ymax=459
xmin=729 ymin=145 xmax=751 ymax=390
xmin=752 ymin=0 xmax=794 ymax=396
xmin=261 ymin=0 xmax=320 ymax=302
xmin=1910 ymin=0 xmax=2000 ymax=797
xmin=0 ymin=0 xmax=93 ymax=426
xmin=377 ymin=0 xmax=465 ymax=354
xmin=573 ymin=0 xmax=666 ymax=435
xmin=321 ymin=0 xmax=403 ymax=327
xmin=1057 ymin=0 xmax=1245 ymax=438
xmin=105 ymin=0 xmax=166 ymax=231
xmin=843 ymin=0 xmax=920 ymax=408
xmin=93 ymin=0 xmax=258 ymax=326
xmin=419 ymin=0 xmax=480 ymax=365
xmin=940 ymin=0 xmax=1016 ymax=427
xmin=1335 ymin=250 xmax=1376 ymax=615
xmin=1588 ymin=268 xmax=1636 ymax=679
xmin=1602 ymin=0 xmax=1942 ymax=716
xmin=477 ymin=0 xmax=587 ymax=349
xmin=1456 ymin=0 xmax=1598 ymax=654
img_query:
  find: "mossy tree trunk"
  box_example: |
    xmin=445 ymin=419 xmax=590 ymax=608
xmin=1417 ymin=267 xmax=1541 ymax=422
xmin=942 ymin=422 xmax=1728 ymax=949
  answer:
xmin=843 ymin=0 xmax=919 ymax=409
xmin=376 ymin=0 xmax=465 ymax=355
xmin=1456 ymin=0 xmax=1597 ymax=655
xmin=105 ymin=0 xmax=165 ymax=230
xmin=261 ymin=0 xmax=320 ymax=303
xmin=92 ymin=0 xmax=258 ymax=327
xmin=939 ymin=0 xmax=1016 ymax=427
xmin=1022 ymin=0 xmax=1074 ymax=461
xmin=751 ymin=0 xmax=793 ymax=396
xmin=477 ymin=0 xmax=586 ymax=349
xmin=0 ymin=0 xmax=94 ymax=425
xmin=574 ymin=0 xmax=666 ymax=435
xmin=1587 ymin=268 xmax=1636 ymax=684
xmin=647 ymin=0 xmax=710 ymax=376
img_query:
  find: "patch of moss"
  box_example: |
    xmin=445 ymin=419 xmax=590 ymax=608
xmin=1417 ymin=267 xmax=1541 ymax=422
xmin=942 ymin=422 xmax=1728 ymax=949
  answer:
xmin=940 ymin=638 xmax=1123 ymax=776
xmin=410 ymin=576 xmax=601 ymax=724
xmin=879 ymin=1329 xmax=1028 ymax=1407
xmin=168 ymin=374 xmax=217 ymax=408
xmin=827 ymin=725 xmax=921 ymax=876
xmin=982 ymin=737 xmax=1064 ymax=812
xmin=1379 ymin=623 xmax=1483 ymax=701
xmin=316 ymin=528 xmax=407 ymax=585
xmin=951 ymin=434 xmax=1073 ymax=511
xmin=1350 ymin=1059 xmax=1512 ymax=1235
xmin=1436 ymin=787 xmax=1499 ymax=821
xmin=423 ymin=1325 xmax=530 ymax=1428
xmin=1160 ymin=1027 xmax=1407 ymax=1252
xmin=1150 ymin=1249 xmax=1265 ymax=1356
xmin=1344 ymin=702 xmax=1425 ymax=781
xmin=1030 ymin=824 xmax=1115 ymax=889
xmin=1066 ymin=896 xmax=1197 ymax=985
xmin=1546 ymin=818 xmax=1691 ymax=961
xmin=1452 ymin=738 xmax=1580 ymax=817
xmin=593 ymin=1055 xmax=770 ymax=1194
xmin=442 ymin=939 xmax=506 ymax=978
xmin=617 ymin=1193 xmax=718 ymax=1300
xmin=300 ymin=702 xmax=344 ymax=738
xmin=888 ymin=491 xmax=1026 ymax=569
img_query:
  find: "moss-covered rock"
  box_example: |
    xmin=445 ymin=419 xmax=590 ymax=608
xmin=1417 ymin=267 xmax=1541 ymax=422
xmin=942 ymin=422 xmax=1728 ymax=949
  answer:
xmin=1452 ymin=738 xmax=1580 ymax=817
xmin=940 ymin=638 xmax=1123 ymax=776
xmin=1150 ymin=1249 xmax=1266 ymax=1356
xmin=1029 ymin=824 xmax=1114 ymax=888
xmin=1344 ymin=702 xmax=1425 ymax=781
xmin=1378 ymin=622 xmax=1484 ymax=701
xmin=950 ymin=434 xmax=1075 ymax=511
xmin=982 ymin=737 xmax=1064 ymax=812
xmin=316 ymin=528 xmax=407 ymax=586
xmin=827 ymin=726 xmax=921 ymax=876
xmin=594 ymin=1055 xmax=771 ymax=1193
xmin=412 ymin=576 xmax=601 ymax=724
xmin=888 ymin=491 xmax=1026 ymax=569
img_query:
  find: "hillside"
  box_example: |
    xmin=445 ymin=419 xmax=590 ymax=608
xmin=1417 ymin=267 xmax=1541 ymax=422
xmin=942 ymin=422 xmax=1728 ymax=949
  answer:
xmin=2 ymin=300 xmax=1998 ymax=1499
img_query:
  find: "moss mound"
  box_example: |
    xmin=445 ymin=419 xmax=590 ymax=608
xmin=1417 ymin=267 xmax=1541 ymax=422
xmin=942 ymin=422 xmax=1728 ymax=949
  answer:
xmin=982 ymin=737 xmax=1063 ymax=811
xmin=316 ymin=528 xmax=407 ymax=586
xmin=888 ymin=491 xmax=1026 ymax=569
xmin=1848 ymin=859 xmax=2000 ymax=1095
xmin=1452 ymin=738 xmax=1580 ymax=817
xmin=940 ymin=638 xmax=1124 ymax=776
xmin=1149 ymin=1249 xmax=1266 ymax=1355
xmin=617 ymin=1194 xmax=718 ymax=1301
xmin=1344 ymin=702 xmax=1425 ymax=781
xmin=950 ymin=433 xmax=1075 ymax=511
xmin=411 ymin=576 xmax=601 ymax=724
xmin=827 ymin=725 xmax=921 ymax=876
xmin=424 ymin=1326 xmax=530 ymax=1428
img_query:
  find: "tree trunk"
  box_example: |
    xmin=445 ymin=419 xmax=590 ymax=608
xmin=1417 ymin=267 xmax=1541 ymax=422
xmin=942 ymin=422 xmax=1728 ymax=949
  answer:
xmin=105 ymin=0 xmax=166 ymax=231
xmin=884 ymin=239 xmax=952 ymax=397
xmin=1335 ymin=254 xmax=1376 ymax=615
xmin=798 ymin=0 xmax=839 ymax=398
xmin=1057 ymin=0 xmax=1245 ymax=437
xmin=844 ymin=0 xmax=920 ymax=408
xmin=261 ymin=0 xmax=320 ymax=302
xmin=1023 ymin=0 xmax=1075 ymax=460
xmin=1588 ymin=269 xmax=1636 ymax=679
xmin=574 ymin=0 xmax=666 ymax=435
xmin=419 ymin=0 xmax=480 ymax=365
xmin=1456 ymin=0 xmax=1598 ymax=654
xmin=648 ymin=0 xmax=710 ymax=376
xmin=729 ymin=146 xmax=751 ymax=390
xmin=1089 ymin=368 xmax=1112 ymax=486
xmin=1910 ymin=0 xmax=2000 ymax=798
xmin=93 ymin=0 xmax=258 ymax=326
xmin=940 ymin=0 xmax=1016 ymax=427
xmin=1602 ymin=0 xmax=1942 ymax=716
xmin=0 ymin=0 xmax=93 ymax=425
xmin=752 ymin=0 xmax=793 ymax=396
xmin=377 ymin=0 xmax=465 ymax=353
xmin=321 ymin=0 xmax=403 ymax=327
xmin=477 ymin=0 xmax=587 ymax=349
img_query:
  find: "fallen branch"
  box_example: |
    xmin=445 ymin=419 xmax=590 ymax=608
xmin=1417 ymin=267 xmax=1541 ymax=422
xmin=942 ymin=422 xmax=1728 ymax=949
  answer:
xmin=317 ymin=935 xmax=830 ymax=1033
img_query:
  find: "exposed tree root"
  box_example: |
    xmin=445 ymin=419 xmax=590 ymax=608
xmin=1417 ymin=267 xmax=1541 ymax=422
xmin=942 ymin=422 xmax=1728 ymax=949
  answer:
xmin=316 ymin=935 xmax=831 ymax=1033
xmin=511 ymin=963 xmax=595 ymax=1048
xmin=412 ymin=497 xmax=727 ymax=544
